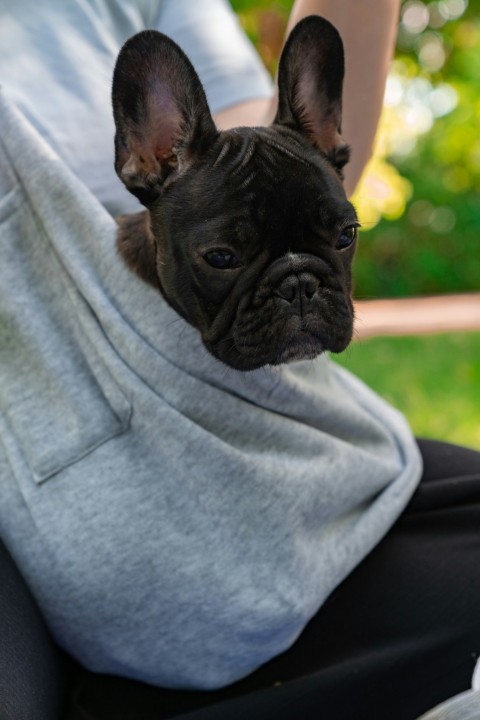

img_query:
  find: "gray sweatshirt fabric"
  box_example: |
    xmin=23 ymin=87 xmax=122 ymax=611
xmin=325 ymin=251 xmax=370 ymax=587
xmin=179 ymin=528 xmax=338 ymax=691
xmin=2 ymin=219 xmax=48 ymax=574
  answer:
xmin=0 ymin=92 xmax=423 ymax=690
xmin=0 ymin=0 xmax=274 ymax=218
xmin=417 ymin=690 xmax=480 ymax=720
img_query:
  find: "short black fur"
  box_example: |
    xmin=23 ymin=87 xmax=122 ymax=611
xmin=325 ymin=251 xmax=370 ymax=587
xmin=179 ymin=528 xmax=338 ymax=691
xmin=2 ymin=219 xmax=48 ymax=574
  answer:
xmin=112 ymin=16 xmax=358 ymax=371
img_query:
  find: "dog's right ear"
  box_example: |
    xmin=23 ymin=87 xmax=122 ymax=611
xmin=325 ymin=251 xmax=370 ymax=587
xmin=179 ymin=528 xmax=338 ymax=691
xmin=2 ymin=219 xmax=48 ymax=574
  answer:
xmin=112 ymin=31 xmax=218 ymax=206
xmin=274 ymin=16 xmax=350 ymax=176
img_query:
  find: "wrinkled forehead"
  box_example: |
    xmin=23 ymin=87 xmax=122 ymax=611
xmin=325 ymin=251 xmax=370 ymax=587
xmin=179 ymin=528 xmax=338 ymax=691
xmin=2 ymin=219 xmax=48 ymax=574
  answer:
xmin=213 ymin=126 xmax=337 ymax=187
xmin=165 ymin=126 xmax=356 ymax=237
xmin=210 ymin=127 xmax=352 ymax=219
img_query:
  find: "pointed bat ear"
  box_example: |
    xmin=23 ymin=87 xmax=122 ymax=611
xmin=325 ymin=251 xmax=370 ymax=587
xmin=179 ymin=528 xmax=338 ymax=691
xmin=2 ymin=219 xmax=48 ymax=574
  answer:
xmin=112 ymin=30 xmax=218 ymax=206
xmin=274 ymin=16 xmax=350 ymax=176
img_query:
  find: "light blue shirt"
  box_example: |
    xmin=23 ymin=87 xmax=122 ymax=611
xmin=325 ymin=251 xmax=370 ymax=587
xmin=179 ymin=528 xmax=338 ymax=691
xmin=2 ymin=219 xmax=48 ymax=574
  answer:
xmin=0 ymin=0 xmax=274 ymax=216
xmin=0 ymin=92 xmax=422 ymax=689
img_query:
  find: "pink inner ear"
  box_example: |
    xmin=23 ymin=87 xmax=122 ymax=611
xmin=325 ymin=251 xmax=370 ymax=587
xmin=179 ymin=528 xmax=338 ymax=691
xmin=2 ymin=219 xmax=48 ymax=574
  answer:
xmin=313 ymin=121 xmax=344 ymax=153
xmin=120 ymin=89 xmax=183 ymax=186
xmin=147 ymin=82 xmax=183 ymax=163
xmin=297 ymin=73 xmax=343 ymax=152
xmin=119 ymin=134 xmax=165 ymax=189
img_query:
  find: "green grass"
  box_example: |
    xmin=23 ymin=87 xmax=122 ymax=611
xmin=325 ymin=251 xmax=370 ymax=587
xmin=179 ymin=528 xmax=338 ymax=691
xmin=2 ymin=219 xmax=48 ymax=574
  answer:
xmin=332 ymin=331 xmax=480 ymax=450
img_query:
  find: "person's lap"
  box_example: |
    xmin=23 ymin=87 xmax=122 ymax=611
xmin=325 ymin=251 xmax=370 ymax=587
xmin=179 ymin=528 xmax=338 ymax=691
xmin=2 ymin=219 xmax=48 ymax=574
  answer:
xmin=1 ymin=439 xmax=478 ymax=719
xmin=63 ymin=438 xmax=480 ymax=720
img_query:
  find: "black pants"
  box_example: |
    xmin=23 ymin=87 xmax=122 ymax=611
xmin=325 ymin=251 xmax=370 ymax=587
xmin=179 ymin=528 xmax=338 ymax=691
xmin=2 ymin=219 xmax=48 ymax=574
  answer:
xmin=2 ymin=439 xmax=480 ymax=720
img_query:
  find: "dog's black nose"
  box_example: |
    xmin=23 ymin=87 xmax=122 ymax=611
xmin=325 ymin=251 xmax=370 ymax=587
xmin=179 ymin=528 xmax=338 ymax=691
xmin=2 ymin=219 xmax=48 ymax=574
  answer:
xmin=276 ymin=274 xmax=319 ymax=303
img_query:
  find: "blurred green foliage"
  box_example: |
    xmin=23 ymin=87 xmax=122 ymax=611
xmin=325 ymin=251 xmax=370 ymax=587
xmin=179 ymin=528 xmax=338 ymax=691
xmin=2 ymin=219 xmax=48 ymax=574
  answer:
xmin=230 ymin=0 xmax=480 ymax=299
xmin=333 ymin=331 xmax=480 ymax=449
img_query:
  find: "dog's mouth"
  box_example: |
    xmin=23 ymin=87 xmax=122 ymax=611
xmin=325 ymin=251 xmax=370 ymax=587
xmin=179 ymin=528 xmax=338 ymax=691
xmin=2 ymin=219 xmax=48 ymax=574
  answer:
xmin=269 ymin=329 xmax=328 ymax=366
xmin=207 ymin=322 xmax=351 ymax=371
xmin=201 ymin=272 xmax=354 ymax=371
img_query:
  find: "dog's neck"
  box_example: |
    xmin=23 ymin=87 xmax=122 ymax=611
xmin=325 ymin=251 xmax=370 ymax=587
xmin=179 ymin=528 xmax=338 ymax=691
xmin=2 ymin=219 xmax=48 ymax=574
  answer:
xmin=116 ymin=211 xmax=158 ymax=289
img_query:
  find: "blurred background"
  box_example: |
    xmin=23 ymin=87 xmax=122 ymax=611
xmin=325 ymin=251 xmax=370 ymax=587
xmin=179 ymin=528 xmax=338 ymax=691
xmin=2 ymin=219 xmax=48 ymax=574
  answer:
xmin=231 ymin=0 xmax=480 ymax=448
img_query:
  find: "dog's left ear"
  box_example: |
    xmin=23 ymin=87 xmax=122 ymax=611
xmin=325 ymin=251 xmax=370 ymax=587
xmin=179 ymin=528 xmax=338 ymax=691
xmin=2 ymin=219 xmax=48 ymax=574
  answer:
xmin=274 ymin=16 xmax=350 ymax=174
xmin=112 ymin=30 xmax=218 ymax=206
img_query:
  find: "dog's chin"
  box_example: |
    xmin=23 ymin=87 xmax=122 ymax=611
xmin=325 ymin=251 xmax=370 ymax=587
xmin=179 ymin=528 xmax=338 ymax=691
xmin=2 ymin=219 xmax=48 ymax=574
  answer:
xmin=269 ymin=333 xmax=327 ymax=366
xmin=206 ymin=330 xmax=351 ymax=372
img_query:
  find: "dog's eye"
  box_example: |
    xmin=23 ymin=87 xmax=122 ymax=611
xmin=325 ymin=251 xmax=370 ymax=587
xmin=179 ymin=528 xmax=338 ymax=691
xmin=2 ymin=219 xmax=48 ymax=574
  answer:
xmin=203 ymin=249 xmax=238 ymax=269
xmin=336 ymin=225 xmax=359 ymax=250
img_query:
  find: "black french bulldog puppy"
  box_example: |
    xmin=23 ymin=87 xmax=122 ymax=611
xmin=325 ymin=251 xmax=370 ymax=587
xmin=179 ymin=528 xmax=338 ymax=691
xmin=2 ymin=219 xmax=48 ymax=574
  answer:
xmin=112 ymin=16 xmax=358 ymax=371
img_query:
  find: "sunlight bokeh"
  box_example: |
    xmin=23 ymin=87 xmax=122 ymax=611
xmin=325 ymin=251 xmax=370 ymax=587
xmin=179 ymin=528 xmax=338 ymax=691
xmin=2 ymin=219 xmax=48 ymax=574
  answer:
xmin=232 ymin=0 xmax=480 ymax=298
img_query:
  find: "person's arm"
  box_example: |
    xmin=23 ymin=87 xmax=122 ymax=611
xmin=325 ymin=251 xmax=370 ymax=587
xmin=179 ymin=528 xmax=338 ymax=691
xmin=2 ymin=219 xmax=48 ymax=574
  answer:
xmin=215 ymin=0 xmax=401 ymax=197
xmin=285 ymin=0 xmax=401 ymax=196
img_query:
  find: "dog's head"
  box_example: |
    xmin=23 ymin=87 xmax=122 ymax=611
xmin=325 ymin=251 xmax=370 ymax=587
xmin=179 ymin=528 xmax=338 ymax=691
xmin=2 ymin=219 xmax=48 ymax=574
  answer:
xmin=112 ymin=17 xmax=358 ymax=371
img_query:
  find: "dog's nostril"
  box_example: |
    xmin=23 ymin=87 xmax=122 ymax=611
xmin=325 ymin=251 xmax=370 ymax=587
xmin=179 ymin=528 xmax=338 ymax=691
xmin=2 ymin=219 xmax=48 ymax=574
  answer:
xmin=277 ymin=278 xmax=297 ymax=302
xmin=303 ymin=278 xmax=318 ymax=300
xmin=276 ymin=275 xmax=318 ymax=303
